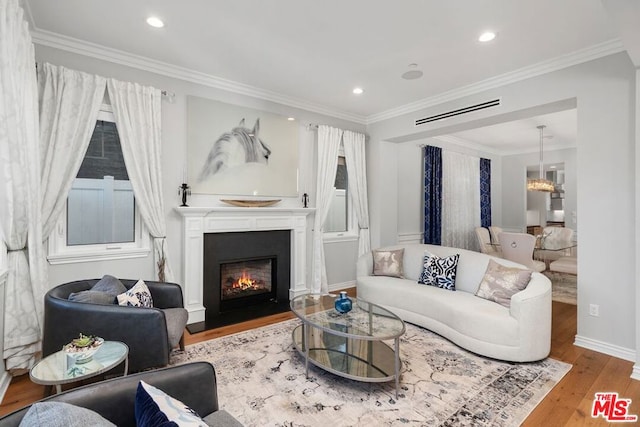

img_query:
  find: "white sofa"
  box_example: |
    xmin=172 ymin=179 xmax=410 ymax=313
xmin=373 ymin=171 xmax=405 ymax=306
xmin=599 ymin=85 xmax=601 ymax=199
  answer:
xmin=356 ymin=244 xmax=552 ymax=362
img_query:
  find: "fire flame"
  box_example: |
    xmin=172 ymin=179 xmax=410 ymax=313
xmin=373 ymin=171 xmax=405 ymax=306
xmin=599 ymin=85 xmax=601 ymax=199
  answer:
xmin=233 ymin=271 xmax=260 ymax=291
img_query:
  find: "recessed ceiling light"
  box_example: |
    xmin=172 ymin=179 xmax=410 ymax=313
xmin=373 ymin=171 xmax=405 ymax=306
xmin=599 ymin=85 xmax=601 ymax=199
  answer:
xmin=287 ymin=117 xmax=295 ymax=121
xmin=146 ymin=17 xmax=165 ymax=28
xmin=478 ymin=31 xmax=496 ymax=42
xmin=352 ymin=87 xmax=364 ymax=95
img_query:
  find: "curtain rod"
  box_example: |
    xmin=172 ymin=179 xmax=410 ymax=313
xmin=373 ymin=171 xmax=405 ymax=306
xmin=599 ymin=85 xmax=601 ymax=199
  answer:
xmin=306 ymin=123 xmax=319 ymax=131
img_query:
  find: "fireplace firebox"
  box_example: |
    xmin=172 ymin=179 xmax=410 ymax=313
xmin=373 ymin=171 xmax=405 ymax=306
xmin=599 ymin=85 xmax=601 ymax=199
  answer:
xmin=198 ymin=230 xmax=290 ymax=331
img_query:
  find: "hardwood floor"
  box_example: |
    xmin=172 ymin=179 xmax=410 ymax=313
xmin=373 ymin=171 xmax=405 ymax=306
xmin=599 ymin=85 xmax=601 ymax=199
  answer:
xmin=1 ymin=298 xmax=638 ymax=426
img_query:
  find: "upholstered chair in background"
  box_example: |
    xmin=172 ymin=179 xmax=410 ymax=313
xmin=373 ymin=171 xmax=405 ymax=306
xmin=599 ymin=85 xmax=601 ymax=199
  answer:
xmin=488 ymin=226 xmax=503 ymax=244
xmin=43 ymin=278 xmax=187 ymax=373
xmin=474 ymin=227 xmax=502 ymax=258
xmin=498 ymin=232 xmax=546 ymax=273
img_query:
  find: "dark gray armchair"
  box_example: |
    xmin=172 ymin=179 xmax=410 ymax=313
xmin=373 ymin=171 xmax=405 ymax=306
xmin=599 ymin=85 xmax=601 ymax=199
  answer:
xmin=0 ymin=362 xmax=242 ymax=426
xmin=43 ymin=279 xmax=187 ymax=373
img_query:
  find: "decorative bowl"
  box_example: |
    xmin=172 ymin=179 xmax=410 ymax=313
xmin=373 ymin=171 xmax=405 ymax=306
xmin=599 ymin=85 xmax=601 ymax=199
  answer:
xmin=63 ymin=335 xmax=104 ymax=364
xmin=221 ymin=199 xmax=281 ymax=208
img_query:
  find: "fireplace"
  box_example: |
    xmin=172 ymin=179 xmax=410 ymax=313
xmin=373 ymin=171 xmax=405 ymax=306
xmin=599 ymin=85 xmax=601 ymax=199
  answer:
xmin=175 ymin=206 xmax=312 ymax=328
xmin=198 ymin=230 xmax=291 ymax=331
xmin=220 ymin=257 xmax=274 ymax=310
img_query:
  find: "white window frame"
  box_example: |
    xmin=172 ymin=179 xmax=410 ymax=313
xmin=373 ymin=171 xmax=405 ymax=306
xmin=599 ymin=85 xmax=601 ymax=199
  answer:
xmin=323 ymin=146 xmax=358 ymax=243
xmin=47 ymin=105 xmax=150 ymax=265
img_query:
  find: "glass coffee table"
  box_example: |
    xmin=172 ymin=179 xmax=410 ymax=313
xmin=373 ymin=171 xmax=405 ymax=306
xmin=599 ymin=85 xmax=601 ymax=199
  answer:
xmin=30 ymin=341 xmax=129 ymax=394
xmin=290 ymin=294 xmax=405 ymax=398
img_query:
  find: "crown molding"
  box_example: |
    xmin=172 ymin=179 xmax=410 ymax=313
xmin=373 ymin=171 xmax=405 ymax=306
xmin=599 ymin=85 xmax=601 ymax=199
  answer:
xmin=30 ymin=29 xmax=368 ymax=125
xmin=366 ymin=39 xmax=626 ymax=124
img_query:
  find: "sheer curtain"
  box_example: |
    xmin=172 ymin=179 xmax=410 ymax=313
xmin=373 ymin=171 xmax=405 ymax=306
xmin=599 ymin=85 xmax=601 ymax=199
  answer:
xmin=38 ymin=63 xmax=106 ymax=239
xmin=343 ymin=130 xmax=370 ymax=256
xmin=107 ymin=79 xmax=174 ymax=282
xmin=311 ymin=125 xmax=342 ymax=293
xmin=0 ymin=0 xmax=47 ymax=371
xmin=441 ymin=151 xmax=480 ymax=250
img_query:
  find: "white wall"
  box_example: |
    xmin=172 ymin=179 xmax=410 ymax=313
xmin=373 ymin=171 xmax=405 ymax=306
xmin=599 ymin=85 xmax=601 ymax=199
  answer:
xmin=34 ymin=45 xmax=365 ymax=291
xmin=395 ymin=139 xmax=502 ymax=241
xmin=503 ymin=148 xmax=577 ymax=232
xmin=367 ymin=52 xmax=637 ymax=359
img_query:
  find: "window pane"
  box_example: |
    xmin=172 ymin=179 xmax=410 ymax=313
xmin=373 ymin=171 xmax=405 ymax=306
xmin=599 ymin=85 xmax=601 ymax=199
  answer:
xmin=67 ymin=120 xmax=135 ymax=246
xmin=324 ymin=156 xmax=348 ymax=233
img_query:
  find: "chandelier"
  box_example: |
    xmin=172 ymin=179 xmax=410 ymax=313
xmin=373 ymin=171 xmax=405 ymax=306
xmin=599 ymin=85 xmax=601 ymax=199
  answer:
xmin=527 ymin=125 xmax=555 ymax=192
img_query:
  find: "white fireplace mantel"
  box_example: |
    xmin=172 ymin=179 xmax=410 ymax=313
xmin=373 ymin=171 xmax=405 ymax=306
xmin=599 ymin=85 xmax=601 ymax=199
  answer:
xmin=174 ymin=206 xmax=314 ymax=324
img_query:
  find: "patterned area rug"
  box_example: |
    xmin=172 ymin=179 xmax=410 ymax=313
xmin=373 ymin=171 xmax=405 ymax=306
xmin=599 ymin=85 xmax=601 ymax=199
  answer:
xmin=170 ymin=319 xmax=571 ymax=426
xmin=544 ymin=271 xmax=577 ymax=305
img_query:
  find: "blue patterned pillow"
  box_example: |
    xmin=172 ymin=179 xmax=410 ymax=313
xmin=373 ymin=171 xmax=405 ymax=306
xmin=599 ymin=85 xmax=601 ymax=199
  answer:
xmin=418 ymin=251 xmax=460 ymax=290
xmin=135 ymin=381 xmax=206 ymax=427
xmin=117 ymin=280 xmax=153 ymax=307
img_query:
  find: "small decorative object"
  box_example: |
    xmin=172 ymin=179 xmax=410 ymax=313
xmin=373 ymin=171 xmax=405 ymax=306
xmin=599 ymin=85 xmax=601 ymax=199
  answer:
xmin=178 ymin=183 xmax=191 ymax=207
xmin=334 ymin=291 xmax=353 ymax=314
xmin=302 ymin=192 xmax=309 ymax=208
xmin=63 ymin=333 xmax=104 ymax=364
xmin=220 ymin=199 xmax=281 ymax=207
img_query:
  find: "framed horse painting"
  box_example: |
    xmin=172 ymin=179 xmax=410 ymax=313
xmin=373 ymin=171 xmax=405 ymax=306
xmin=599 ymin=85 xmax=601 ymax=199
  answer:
xmin=187 ymin=96 xmax=299 ymax=196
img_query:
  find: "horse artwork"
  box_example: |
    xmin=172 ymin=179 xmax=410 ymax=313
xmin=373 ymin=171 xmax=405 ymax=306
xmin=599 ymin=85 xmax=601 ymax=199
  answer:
xmin=198 ymin=118 xmax=272 ymax=182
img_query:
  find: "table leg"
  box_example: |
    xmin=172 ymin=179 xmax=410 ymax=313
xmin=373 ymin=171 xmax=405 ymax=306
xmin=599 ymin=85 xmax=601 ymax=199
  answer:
xmin=123 ymin=356 xmax=129 ymax=377
xmin=303 ymin=323 xmax=309 ymax=378
xmin=55 ymin=384 xmax=62 ymax=395
xmin=394 ymin=337 xmax=400 ymax=400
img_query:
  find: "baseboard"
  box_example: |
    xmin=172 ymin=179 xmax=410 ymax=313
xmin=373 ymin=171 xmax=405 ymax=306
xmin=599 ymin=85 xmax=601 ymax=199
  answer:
xmin=631 ymin=364 xmax=640 ymax=381
xmin=574 ymin=335 xmax=636 ymax=362
xmin=0 ymin=370 xmax=11 ymax=404
xmin=328 ymin=280 xmax=356 ymax=293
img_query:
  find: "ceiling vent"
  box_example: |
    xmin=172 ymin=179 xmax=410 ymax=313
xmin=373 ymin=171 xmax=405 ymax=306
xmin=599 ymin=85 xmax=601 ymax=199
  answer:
xmin=415 ymin=98 xmax=501 ymax=126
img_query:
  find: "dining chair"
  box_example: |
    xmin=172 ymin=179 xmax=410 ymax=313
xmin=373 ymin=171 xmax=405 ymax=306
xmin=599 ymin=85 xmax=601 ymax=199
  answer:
xmin=474 ymin=227 xmax=502 ymax=258
xmin=498 ymin=232 xmax=546 ymax=272
xmin=488 ymin=226 xmax=503 ymax=244
xmin=536 ymin=226 xmax=576 ymax=264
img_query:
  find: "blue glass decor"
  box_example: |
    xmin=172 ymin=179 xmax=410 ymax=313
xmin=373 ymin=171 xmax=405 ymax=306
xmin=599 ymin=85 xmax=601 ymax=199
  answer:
xmin=334 ymin=291 xmax=353 ymax=314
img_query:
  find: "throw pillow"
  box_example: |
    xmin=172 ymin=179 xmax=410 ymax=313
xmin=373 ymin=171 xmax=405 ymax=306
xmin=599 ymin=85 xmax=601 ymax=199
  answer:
xmin=91 ymin=275 xmax=127 ymax=296
xmin=418 ymin=251 xmax=460 ymax=291
xmin=372 ymin=249 xmax=405 ymax=278
xmin=135 ymin=381 xmax=206 ymax=427
xmin=475 ymin=259 xmax=532 ymax=308
xmin=68 ymin=290 xmax=116 ymax=305
xmin=19 ymin=402 xmax=115 ymax=427
xmin=117 ymin=280 xmax=153 ymax=308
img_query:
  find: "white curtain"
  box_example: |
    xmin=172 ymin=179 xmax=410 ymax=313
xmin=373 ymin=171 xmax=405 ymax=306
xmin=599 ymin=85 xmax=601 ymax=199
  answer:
xmin=38 ymin=63 xmax=106 ymax=239
xmin=0 ymin=0 xmax=47 ymax=371
xmin=343 ymin=130 xmax=370 ymax=256
xmin=441 ymin=151 xmax=480 ymax=250
xmin=311 ymin=125 xmax=342 ymax=293
xmin=107 ymin=79 xmax=174 ymax=282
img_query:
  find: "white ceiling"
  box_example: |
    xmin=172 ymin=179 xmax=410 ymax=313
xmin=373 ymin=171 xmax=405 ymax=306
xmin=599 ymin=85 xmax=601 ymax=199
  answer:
xmin=23 ymin=0 xmax=633 ymax=152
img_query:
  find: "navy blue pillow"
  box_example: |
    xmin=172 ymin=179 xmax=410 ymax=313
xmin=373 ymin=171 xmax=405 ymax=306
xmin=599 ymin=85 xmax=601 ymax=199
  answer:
xmin=135 ymin=381 xmax=204 ymax=427
xmin=417 ymin=251 xmax=460 ymax=291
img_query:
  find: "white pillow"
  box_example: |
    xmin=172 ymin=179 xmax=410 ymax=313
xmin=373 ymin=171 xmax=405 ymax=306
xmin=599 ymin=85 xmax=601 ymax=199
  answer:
xmin=117 ymin=280 xmax=153 ymax=308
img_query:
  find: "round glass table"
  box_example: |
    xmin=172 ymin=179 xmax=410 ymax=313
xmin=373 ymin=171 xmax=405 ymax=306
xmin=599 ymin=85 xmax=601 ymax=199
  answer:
xmin=290 ymin=294 xmax=405 ymax=398
xmin=30 ymin=341 xmax=129 ymax=394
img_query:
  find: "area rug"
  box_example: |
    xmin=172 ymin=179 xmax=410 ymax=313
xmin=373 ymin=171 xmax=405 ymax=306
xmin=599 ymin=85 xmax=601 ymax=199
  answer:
xmin=544 ymin=271 xmax=577 ymax=305
xmin=170 ymin=320 xmax=571 ymax=426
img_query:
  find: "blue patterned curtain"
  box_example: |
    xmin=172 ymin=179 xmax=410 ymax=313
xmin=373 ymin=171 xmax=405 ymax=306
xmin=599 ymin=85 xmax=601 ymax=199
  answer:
xmin=480 ymin=158 xmax=491 ymax=227
xmin=423 ymin=146 xmax=442 ymax=244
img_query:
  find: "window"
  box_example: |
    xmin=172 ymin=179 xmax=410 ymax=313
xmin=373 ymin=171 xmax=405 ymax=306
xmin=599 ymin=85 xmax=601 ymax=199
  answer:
xmin=47 ymin=105 xmax=149 ymax=264
xmin=323 ymin=151 xmax=357 ymax=242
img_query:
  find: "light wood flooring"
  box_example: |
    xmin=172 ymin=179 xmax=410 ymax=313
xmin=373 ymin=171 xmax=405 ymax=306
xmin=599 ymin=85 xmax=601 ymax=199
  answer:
xmin=1 ymin=296 xmax=638 ymax=426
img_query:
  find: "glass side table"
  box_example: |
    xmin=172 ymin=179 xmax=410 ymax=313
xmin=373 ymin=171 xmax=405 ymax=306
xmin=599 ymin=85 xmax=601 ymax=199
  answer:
xmin=30 ymin=341 xmax=129 ymax=394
